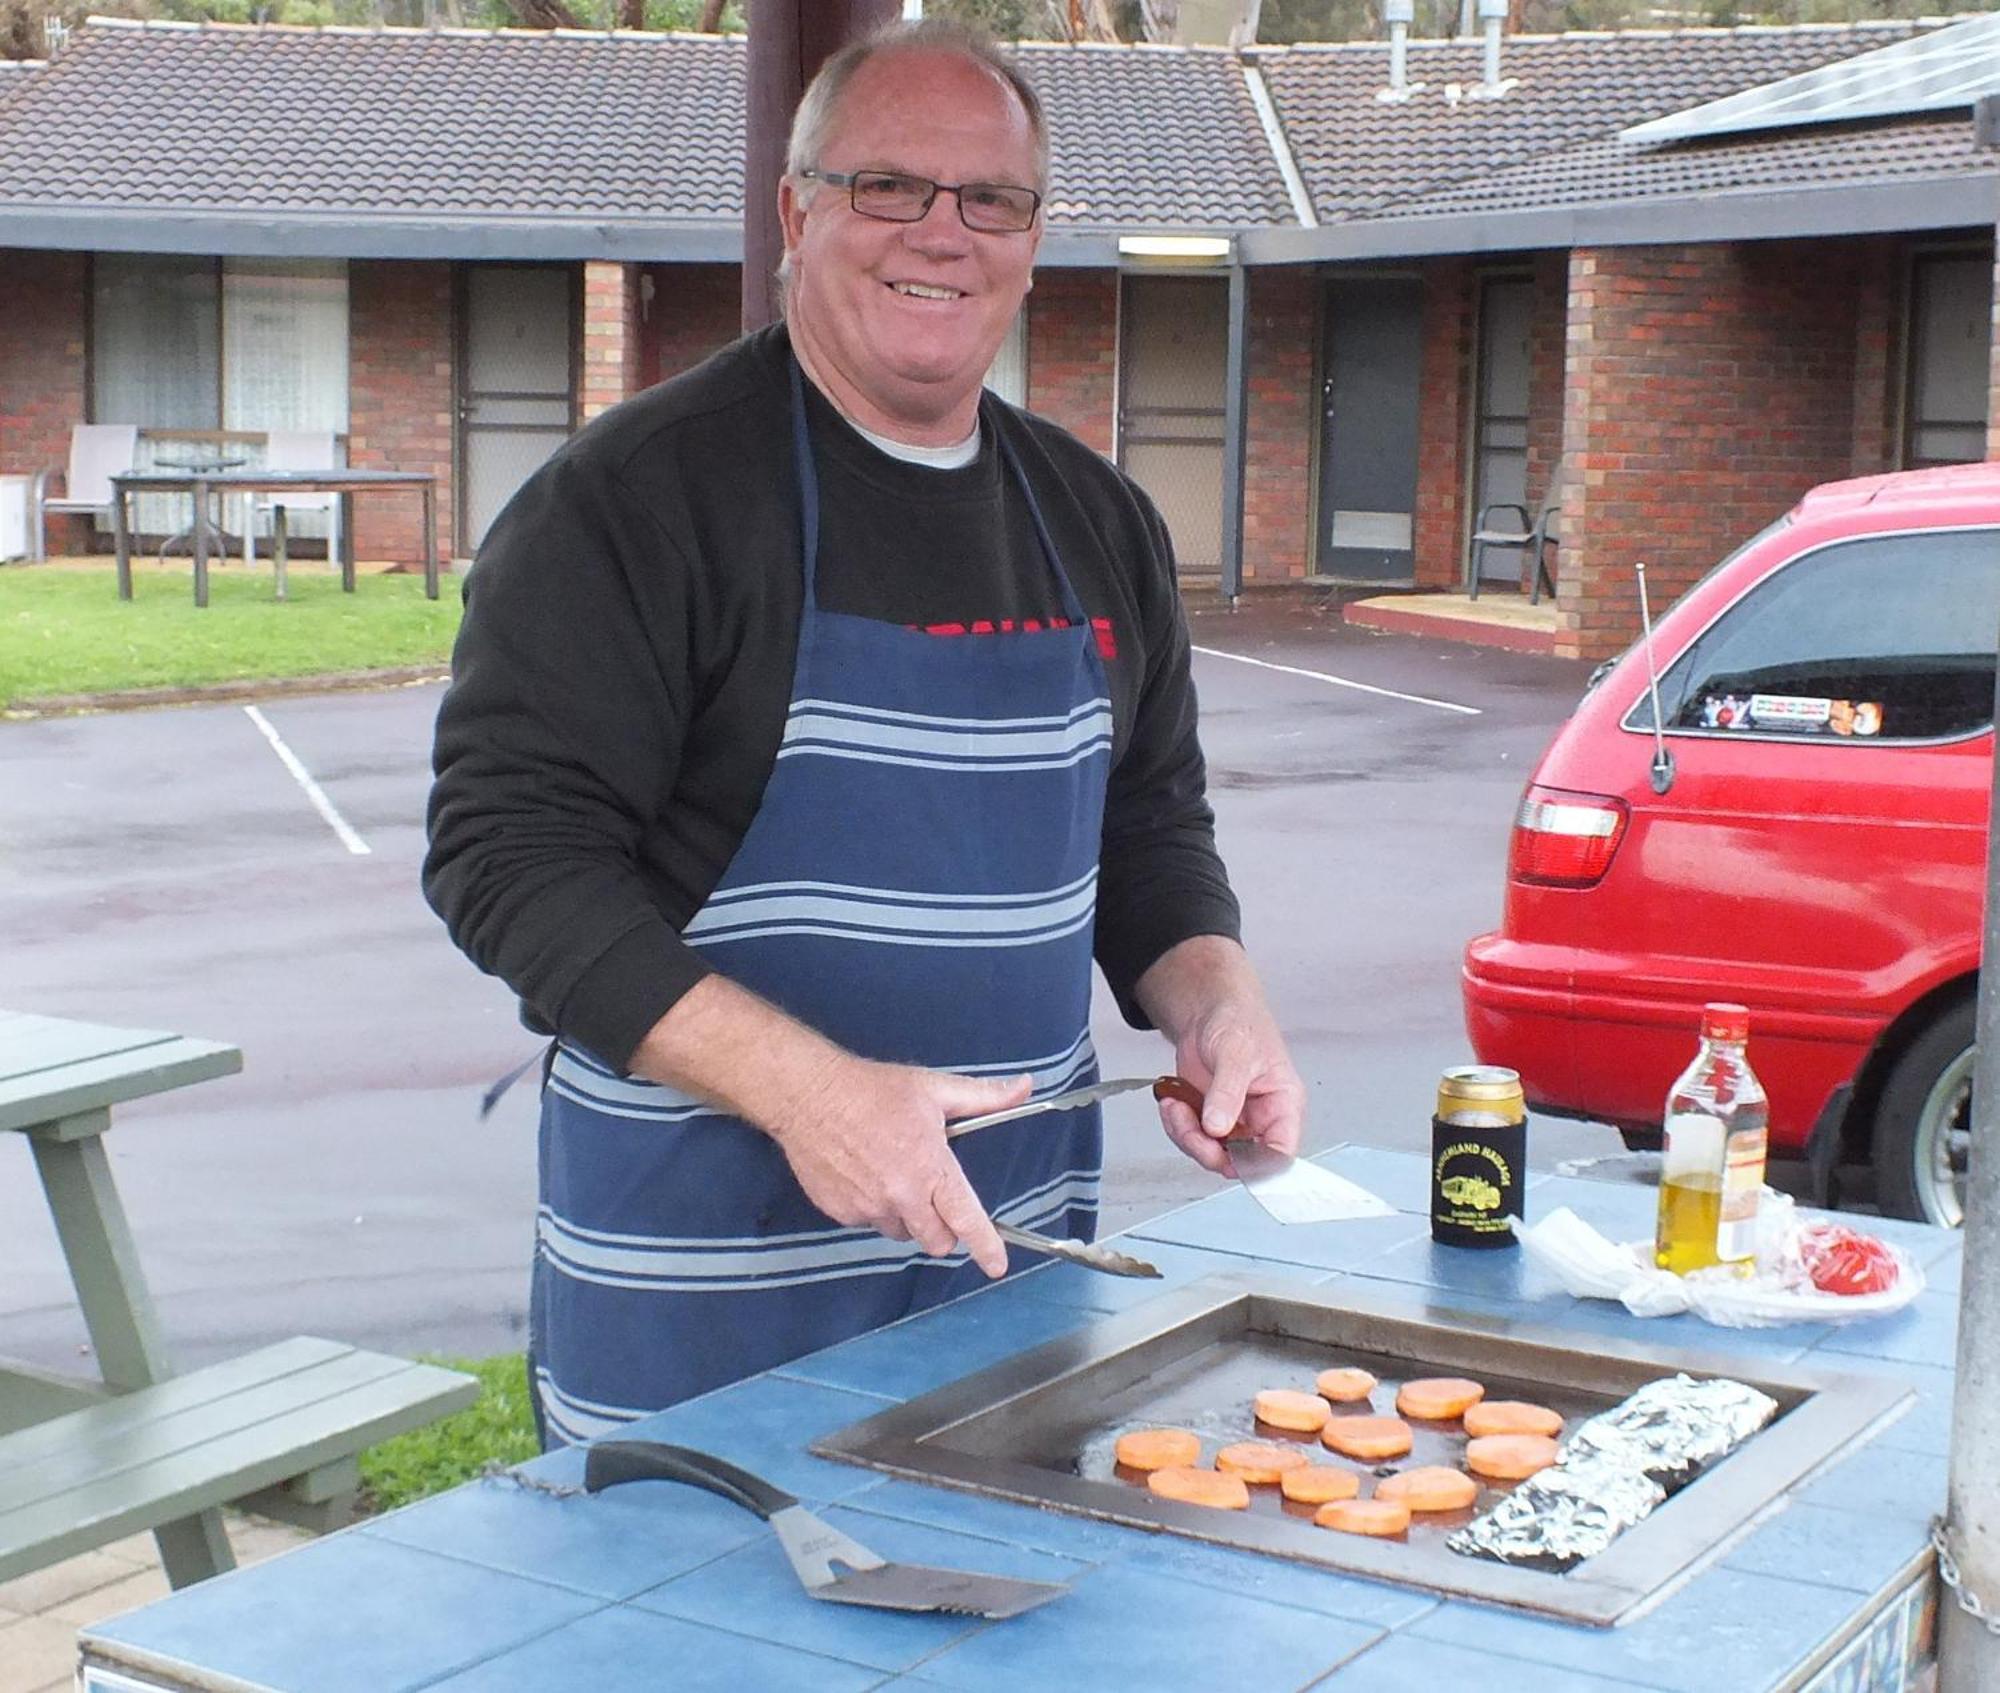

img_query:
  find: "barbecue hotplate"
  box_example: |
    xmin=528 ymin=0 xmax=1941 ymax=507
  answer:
xmin=812 ymin=1275 xmax=1910 ymax=1626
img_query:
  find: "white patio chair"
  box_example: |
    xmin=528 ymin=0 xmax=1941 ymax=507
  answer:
xmin=243 ymin=431 xmax=342 ymax=569
xmin=30 ymin=424 xmax=138 ymax=560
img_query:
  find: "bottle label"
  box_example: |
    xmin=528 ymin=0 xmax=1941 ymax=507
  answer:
xmin=1716 ymin=1128 xmax=1767 ymax=1262
xmin=1660 ymin=1112 xmax=1725 ymax=1180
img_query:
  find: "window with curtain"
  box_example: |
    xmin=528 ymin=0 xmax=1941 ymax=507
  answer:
xmin=90 ymin=256 xmax=349 ymax=435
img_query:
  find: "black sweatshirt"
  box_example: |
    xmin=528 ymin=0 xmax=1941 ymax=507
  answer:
xmin=424 ymin=326 xmax=1240 ymax=1071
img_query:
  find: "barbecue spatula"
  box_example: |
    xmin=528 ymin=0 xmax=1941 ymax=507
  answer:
xmin=583 ymin=1440 xmax=1067 ymax=1618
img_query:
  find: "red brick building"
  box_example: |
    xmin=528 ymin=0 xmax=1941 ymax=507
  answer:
xmin=2 ymin=18 xmax=1996 ymax=658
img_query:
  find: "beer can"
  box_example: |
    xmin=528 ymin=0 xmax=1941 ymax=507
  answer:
xmin=1431 ymin=1065 xmax=1525 ymax=1249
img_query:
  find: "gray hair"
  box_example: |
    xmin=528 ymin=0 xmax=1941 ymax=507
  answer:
xmin=785 ymin=19 xmax=1050 ymax=197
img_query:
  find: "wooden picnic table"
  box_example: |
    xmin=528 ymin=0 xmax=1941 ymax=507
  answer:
xmin=0 ymin=1010 xmax=477 ymax=1591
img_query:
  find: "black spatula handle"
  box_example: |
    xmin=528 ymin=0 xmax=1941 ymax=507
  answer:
xmin=582 ymin=1439 xmax=799 ymax=1520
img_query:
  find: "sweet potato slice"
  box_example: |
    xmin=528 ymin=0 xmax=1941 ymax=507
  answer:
xmin=1279 ymin=1464 xmax=1361 ymax=1505
xmin=1147 ymin=1465 xmax=1250 ymax=1510
xmin=1465 ymin=1434 xmax=1560 ymax=1481
xmin=1374 ymin=1465 xmax=1479 ymax=1512
xmin=1215 ymin=1441 xmax=1312 ymax=1485
xmin=1394 ymin=1377 xmax=1487 ymax=1421
xmin=1114 ymin=1427 xmax=1202 ymax=1472
xmin=1315 ymin=1367 xmax=1378 ymax=1404
xmin=1462 ymin=1400 xmax=1563 ymax=1440
xmin=1316 ymin=1497 xmax=1412 ymax=1537
xmin=1254 ymin=1388 xmax=1332 ymax=1433
xmin=1320 ymin=1415 xmax=1414 ymax=1461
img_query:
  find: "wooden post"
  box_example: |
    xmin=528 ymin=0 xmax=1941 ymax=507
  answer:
xmin=741 ymin=0 xmax=902 ymax=333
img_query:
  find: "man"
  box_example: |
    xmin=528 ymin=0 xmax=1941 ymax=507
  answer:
xmin=425 ymin=19 xmax=1303 ymax=1447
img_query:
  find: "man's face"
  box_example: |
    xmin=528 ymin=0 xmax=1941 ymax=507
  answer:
xmin=781 ymin=49 xmax=1042 ymax=435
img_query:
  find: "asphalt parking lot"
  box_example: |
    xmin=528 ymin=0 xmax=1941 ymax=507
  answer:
xmin=0 ymin=595 xmax=1600 ymax=1372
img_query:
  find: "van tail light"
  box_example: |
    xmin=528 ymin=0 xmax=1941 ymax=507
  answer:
xmin=1509 ymin=785 xmax=1629 ymax=888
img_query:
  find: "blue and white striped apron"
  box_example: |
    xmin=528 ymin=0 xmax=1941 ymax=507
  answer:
xmin=531 ymin=365 xmax=1113 ymax=1445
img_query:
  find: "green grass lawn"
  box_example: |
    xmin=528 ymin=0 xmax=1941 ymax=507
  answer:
xmin=360 ymin=1353 xmax=541 ymax=1513
xmin=0 ymin=563 xmax=462 ymax=710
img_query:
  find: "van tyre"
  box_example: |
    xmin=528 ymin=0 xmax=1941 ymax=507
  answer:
xmin=1871 ymin=1000 xmax=1975 ymax=1228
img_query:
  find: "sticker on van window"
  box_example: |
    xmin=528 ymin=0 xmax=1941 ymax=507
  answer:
xmin=1749 ymin=694 xmax=1832 ymax=730
xmin=1697 ymin=693 xmax=1883 ymax=735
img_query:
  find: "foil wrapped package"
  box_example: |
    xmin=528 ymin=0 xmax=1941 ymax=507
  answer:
xmin=1447 ymin=1457 xmax=1665 ymax=1572
xmin=1563 ymin=1373 xmax=1778 ymax=1491
xmin=1449 ymin=1374 xmax=1778 ymax=1572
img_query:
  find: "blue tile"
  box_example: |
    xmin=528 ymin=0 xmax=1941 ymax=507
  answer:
xmin=1412 ymin=1568 xmax=1858 ymax=1693
xmin=778 ymin=1288 xmax=1097 ymax=1403
xmin=1395 ymin=1283 xmax=1824 ymax=1367
xmin=1131 ymin=1188 xmax=1433 ymax=1273
xmin=1804 ymin=1355 xmax=1955 ymax=1457
xmin=1722 ymin=1500 xmax=1931 ymax=1595
xmin=421 ymin=1603 xmax=885 ymax=1691
xmin=1113 ymin=1527 xmax=1438 ymax=1632
xmin=629 ymin=1503 xmax=1088 ymax=1674
xmin=85 ymin=1533 xmax=600 ymax=1693
xmin=1812 ymin=1290 xmax=1960 ymax=1369
xmin=1797 ymin=1440 xmax=1947 ymax=1524
xmin=1527 ymin=1174 xmax=1666 ymax=1241
xmin=1005 ymin=1237 xmax=1341 ymax=1314
xmin=914 ymin=1562 xmax=1382 ymax=1692
xmin=361 ymin=1459 xmax=763 ymax=1599
xmin=1345 ymin=1229 xmax=1575 ymax=1305
xmin=1927 ymin=1249 xmax=1962 ymax=1293
xmin=1308 ymin=1632 xmax=1669 ymax=1691
xmin=615 ymin=1373 xmax=900 ymax=1504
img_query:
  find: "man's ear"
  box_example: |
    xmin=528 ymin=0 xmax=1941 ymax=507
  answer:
xmin=778 ymin=176 xmax=808 ymax=263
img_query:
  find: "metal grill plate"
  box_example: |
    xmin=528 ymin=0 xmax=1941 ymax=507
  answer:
xmin=811 ymin=1274 xmax=1912 ymax=1627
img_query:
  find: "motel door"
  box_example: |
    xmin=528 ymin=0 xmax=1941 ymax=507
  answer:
xmin=1470 ymin=274 xmax=1535 ymax=590
xmin=459 ymin=265 xmax=577 ymax=550
xmin=1316 ymin=276 xmax=1422 ymax=582
xmin=1118 ymin=274 xmax=1227 ymax=577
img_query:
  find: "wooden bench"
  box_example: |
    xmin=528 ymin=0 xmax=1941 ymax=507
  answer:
xmin=0 ymin=1336 xmax=478 ymax=1587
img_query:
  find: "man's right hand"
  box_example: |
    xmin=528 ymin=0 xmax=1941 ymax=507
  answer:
xmin=766 ymin=1059 xmax=1031 ymax=1279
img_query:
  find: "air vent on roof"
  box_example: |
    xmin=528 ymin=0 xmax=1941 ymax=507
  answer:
xmin=1624 ymin=12 xmax=2000 ymax=144
xmin=43 ymin=15 xmax=69 ymax=55
xmin=1471 ymin=0 xmax=1514 ymax=99
xmin=1977 ymin=92 xmax=2000 ymax=148
xmin=1378 ymin=0 xmax=1424 ymax=103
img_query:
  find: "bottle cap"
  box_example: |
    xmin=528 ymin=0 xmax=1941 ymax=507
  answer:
xmin=1701 ymin=1002 xmax=1750 ymax=1042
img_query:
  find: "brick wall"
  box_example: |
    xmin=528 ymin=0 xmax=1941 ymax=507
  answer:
xmin=0 ymin=250 xmax=89 ymax=552
xmin=641 ymin=263 xmax=742 ymax=388
xmin=1558 ymin=240 xmax=1866 ymax=662
xmin=348 ymin=260 xmax=455 ymax=564
xmin=1526 ymin=250 xmax=1567 ymax=532
xmin=1243 ymin=268 xmax=1315 ymax=582
xmin=580 ymin=260 xmax=641 ymax=420
xmin=1412 ymin=257 xmax=1473 ymax=591
xmin=1849 ymin=238 xmax=1902 ymax=476
xmin=1026 ymin=269 xmax=1115 ymax=456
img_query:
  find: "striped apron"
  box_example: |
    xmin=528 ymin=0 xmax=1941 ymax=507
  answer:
xmin=531 ymin=364 xmax=1113 ymax=1446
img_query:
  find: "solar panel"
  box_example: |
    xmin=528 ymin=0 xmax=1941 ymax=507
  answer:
xmin=1623 ymin=12 xmax=2000 ymax=144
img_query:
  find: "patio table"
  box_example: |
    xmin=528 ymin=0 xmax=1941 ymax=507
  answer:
xmin=75 ymin=1145 xmax=1963 ymax=1692
xmin=110 ymin=470 xmax=438 ymax=608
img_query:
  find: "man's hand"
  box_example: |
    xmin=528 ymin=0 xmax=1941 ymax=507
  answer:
xmin=764 ymin=1059 xmax=1031 ymax=1278
xmin=1135 ymin=935 xmax=1306 ymax=1176
xmin=627 ymin=977 xmax=1030 ymax=1277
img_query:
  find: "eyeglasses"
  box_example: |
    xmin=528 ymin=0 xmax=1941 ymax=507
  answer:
xmin=800 ymin=168 xmax=1042 ymax=234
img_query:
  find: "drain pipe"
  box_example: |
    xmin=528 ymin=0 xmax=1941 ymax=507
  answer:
xmin=1941 ymin=725 xmax=2000 ymax=1686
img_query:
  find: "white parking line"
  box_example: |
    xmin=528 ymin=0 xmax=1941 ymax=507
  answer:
xmin=1191 ymin=645 xmax=1482 ymax=716
xmin=243 ymin=705 xmax=372 ymax=856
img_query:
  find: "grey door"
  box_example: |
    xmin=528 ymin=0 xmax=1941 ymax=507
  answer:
xmin=1317 ymin=276 xmax=1422 ymax=582
xmin=1470 ymin=274 xmax=1534 ymax=589
xmin=459 ymin=266 xmax=576 ymax=550
xmin=1117 ymin=275 xmax=1226 ymax=576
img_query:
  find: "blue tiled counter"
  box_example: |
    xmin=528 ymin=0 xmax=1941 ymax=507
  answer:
xmin=79 ymin=1149 xmax=1965 ymax=1693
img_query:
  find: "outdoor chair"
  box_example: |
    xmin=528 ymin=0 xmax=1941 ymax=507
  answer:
xmin=1466 ymin=485 xmax=1559 ymax=604
xmin=244 ymin=431 xmax=342 ymax=568
xmin=30 ymin=424 xmax=138 ymax=560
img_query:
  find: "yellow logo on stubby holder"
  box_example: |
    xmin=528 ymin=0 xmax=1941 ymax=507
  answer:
xmin=1439 ymin=1174 xmax=1502 ymax=1211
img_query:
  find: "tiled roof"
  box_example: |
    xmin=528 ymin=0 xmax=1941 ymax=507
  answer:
xmin=1250 ymin=22 xmax=1946 ymax=222
xmin=0 ymin=16 xmax=1991 ymax=254
xmin=0 ymin=23 xmax=745 ymax=220
xmin=0 ymin=21 xmax=1292 ymax=229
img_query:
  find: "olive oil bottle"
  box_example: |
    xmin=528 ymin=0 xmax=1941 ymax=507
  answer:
xmin=1654 ymin=1003 xmax=1768 ymax=1276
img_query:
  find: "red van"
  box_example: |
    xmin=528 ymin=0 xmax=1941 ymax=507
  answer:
xmin=1463 ymin=462 xmax=2000 ymax=1226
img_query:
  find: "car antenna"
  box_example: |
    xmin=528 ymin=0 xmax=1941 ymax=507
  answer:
xmin=1634 ymin=561 xmax=1675 ymax=795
